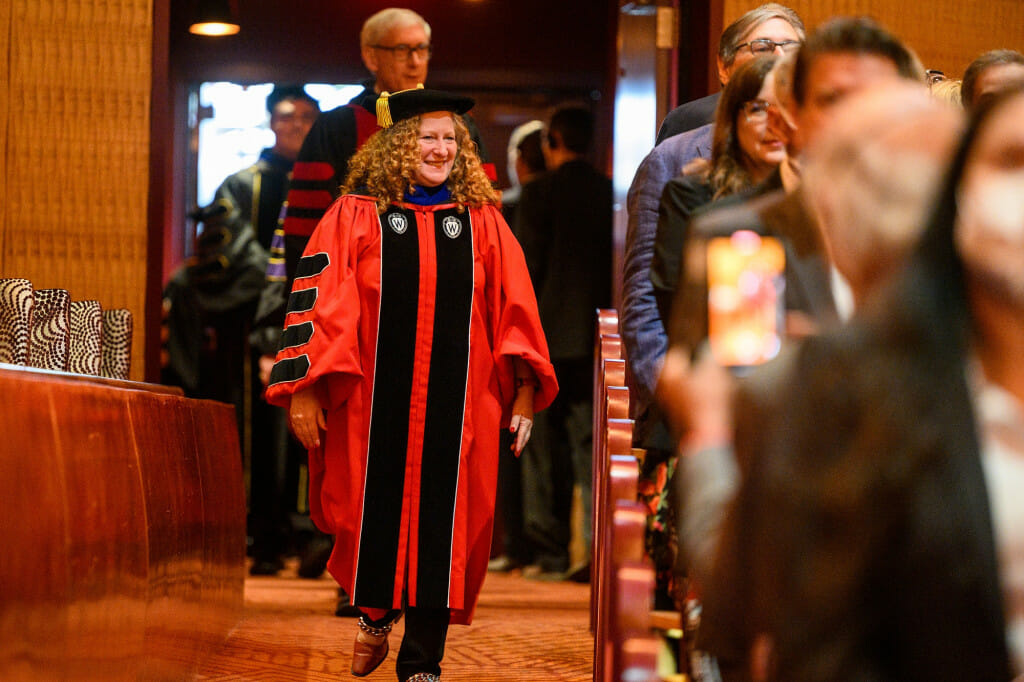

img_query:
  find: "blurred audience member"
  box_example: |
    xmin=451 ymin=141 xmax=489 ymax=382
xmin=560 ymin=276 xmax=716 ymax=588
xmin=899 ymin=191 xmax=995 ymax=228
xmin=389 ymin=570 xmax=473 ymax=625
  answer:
xmin=961 ymin=48 xmax=1024 ymax=111
xmin=489 ymin=119 xmax=547 ymax=574
xmin=704 ymin=85 xmax=1024 ymax=681
xmin=651 ymin=16 xmax=928 ymax=677
xmin=667 ymin=80 xmax=963 ymax=679
xmin=515 ymin=105 xmax=612 ymax=581
xmin=500 ymin=119 xmax=545 ymax=225
xmin=930 ymin=77 xmax=963 ymax=106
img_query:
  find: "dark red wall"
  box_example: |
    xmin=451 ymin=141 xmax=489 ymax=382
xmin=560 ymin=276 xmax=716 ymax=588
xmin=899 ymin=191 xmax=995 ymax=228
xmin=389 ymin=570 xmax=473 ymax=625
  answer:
xmin=171 ymin=0 xmax=616 ymax=91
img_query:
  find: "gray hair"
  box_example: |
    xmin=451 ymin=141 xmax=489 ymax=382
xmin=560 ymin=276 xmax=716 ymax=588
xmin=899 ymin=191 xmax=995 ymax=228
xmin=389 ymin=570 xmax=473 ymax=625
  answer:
xmin=360 ymin=8 xmax=431 ymax=47
xmin=719 ymin=4 xmax=805 ymax=67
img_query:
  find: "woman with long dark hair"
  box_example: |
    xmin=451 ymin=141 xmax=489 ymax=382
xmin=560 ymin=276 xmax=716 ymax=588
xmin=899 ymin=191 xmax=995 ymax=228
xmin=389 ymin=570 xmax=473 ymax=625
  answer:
xmin=650 ymin=55 xmax=787 ymax=322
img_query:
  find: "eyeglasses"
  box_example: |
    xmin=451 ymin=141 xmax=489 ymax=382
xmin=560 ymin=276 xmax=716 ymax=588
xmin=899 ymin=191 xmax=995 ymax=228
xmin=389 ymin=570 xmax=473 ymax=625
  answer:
xmin=371 ymin=43 xmax=432 ymax=61
xmin=741 ymin=99 xmax=774 ymax=121
xmin=736 ymin=39 xmax=801 ymax=56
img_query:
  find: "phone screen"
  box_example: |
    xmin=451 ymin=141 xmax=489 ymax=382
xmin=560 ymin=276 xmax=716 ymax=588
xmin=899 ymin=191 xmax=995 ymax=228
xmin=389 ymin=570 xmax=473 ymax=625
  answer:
xmin=706 ymin=230 xmax=785 ymax=368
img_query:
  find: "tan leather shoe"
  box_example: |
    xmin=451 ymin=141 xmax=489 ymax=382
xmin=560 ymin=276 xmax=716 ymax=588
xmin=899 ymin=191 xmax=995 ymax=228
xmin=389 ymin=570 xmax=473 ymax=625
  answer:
xmin=351 ymin=618 xmax=391 ymax=677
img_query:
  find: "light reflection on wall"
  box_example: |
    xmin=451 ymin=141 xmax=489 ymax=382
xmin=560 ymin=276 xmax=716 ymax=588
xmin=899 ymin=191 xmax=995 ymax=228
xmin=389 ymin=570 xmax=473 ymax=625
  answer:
xmin=196 ymin=82 xmax=364 ymax=208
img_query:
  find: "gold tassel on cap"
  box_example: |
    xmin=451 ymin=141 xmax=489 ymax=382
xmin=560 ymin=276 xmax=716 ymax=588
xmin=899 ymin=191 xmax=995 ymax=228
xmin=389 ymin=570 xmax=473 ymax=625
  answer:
xmin=375 ymin=84 xmax=425 ymax=129
xmin=376 ymin=91 xmax=393 ymax=129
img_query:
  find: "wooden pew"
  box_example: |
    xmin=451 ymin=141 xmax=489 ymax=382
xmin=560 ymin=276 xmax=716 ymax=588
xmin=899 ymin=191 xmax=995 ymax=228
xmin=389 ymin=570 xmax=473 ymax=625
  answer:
xmin=612 ymin=501 xmax=660 ymax=682
xmin=590 ymin=309 xmax=685 ymax=681
xmin=590 ymin=307 xmax=625 ymax=633
xmin=0 ymin=365 xmax=245 ymax=680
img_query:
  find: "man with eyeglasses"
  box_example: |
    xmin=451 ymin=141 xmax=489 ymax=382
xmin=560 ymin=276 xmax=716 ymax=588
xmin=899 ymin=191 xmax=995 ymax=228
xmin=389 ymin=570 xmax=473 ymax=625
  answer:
xmin=274 ymin=8 xmax=432 ymax=289
xmin=270 ymin=8 xmax=492 ymax=292
xmin=657 ymin=3 xmax=805 ymax=143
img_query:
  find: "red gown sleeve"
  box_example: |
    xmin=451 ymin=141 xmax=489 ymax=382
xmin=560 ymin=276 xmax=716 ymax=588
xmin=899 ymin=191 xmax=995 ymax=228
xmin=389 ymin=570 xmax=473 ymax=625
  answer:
xmin=264 ymin=196 xmax=378 ymax=411
xmin=478 ymin=205 xmax=559 ymax=416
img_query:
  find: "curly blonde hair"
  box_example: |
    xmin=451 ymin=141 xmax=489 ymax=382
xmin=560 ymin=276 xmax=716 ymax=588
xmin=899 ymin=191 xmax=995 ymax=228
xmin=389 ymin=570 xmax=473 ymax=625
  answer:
xmin=341 ymin=113 xmax=498 ymax=213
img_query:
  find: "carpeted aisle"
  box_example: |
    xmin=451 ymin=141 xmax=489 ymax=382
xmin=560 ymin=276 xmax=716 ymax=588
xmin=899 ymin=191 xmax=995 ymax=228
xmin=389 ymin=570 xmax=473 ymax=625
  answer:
xmin=196 ymin=561 xmax=593 ymax=681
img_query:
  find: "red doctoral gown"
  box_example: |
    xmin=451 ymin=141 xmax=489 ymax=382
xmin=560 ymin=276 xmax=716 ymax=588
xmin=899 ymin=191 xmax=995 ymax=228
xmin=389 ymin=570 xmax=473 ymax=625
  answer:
xmin=265 ymin=194 xmax=557 ymax=624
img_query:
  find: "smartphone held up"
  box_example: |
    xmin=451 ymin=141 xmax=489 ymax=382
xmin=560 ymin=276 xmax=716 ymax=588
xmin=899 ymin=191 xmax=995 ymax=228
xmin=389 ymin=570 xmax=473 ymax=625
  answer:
xmin=706 ymin=230 xmax=785 ymax=369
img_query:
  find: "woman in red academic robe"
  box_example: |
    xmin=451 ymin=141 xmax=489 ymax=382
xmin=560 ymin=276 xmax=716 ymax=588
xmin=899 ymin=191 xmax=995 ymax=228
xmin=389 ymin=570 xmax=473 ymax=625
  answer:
xmin=264 ymin=88 xmax=558 ymax=682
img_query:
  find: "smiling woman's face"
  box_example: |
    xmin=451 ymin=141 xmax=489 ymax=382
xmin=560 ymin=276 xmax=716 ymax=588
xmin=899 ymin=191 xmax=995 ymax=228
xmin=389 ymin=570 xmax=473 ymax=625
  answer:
xmin=411 ymin=111 xmax=457 ymax=188
xmin=736 ymin=79 xmax=788 ymax=179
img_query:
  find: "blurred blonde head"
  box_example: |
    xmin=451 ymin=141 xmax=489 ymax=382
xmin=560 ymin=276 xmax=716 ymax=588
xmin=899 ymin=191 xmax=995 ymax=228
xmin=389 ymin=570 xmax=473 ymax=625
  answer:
xmin=930 ymin=78 xmax=963 ymax=106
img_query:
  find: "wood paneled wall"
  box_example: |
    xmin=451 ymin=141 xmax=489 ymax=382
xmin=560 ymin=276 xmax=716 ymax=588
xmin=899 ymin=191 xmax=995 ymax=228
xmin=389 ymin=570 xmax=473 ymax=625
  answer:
xmin=0 ymin=0 xmax=152 ymax=381
xmin=723 ymin=0 xmax=1024 ymax=80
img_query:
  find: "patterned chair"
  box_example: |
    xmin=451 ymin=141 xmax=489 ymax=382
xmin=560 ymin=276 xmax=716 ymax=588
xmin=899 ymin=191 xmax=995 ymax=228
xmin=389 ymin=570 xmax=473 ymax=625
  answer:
xmin=1 ymin=278 xmax=132 ymax=380
xmin=28 ymin=288 xmax=71 ymax=371
xmin=100 ymin=308 xmax=133 ymax=380
xmin=0 ymin=279 xmax=34 ymax=366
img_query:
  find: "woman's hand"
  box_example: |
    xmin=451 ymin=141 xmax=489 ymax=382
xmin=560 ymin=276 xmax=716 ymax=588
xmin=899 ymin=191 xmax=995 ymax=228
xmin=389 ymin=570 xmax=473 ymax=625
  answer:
xmin=510 ymin=358 xmax=537 ymax=456
xmin=258 ymin=354 xmax=276 ymax=387
xmin=509 ymin=386 xmax=534 ymax=456
xmin=289 ymin=386 xmax=326 ymax=450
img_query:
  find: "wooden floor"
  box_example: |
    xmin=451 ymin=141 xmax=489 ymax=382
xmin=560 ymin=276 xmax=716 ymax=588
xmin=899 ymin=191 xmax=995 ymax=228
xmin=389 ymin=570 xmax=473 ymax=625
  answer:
xmin=196 ymin=560 xmax=593 ymax=681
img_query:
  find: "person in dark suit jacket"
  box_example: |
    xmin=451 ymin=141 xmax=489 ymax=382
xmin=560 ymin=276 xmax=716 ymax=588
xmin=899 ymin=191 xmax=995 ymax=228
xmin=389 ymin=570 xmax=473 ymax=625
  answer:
xmin=656 ymin=3 xmax=804 ymax=143
xmin=701 ymin=86 xmax=1024 ymax=681
xmin=514 ymin=105 xmax=612 ymax=579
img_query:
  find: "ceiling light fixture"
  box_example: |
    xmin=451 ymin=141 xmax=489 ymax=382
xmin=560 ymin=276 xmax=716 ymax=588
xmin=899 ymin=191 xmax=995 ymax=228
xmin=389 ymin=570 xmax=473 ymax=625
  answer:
xmin=189 ymin=0 xmax=240 ymax=36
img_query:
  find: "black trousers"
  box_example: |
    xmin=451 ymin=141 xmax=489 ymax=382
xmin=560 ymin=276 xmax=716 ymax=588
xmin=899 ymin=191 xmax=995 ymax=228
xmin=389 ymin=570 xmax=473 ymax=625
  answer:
xmin=496 ymin=429 xmax=534 ymax=564
xmin=365 ymin=607 xmax=450 ymax=681
xmin=521 ymin=357 xmax=594 ymax=572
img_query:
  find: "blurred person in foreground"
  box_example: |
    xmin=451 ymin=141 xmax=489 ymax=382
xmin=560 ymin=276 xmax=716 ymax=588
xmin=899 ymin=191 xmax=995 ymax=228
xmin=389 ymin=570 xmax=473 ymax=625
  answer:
xmin=263 ymin=88 xmax=557 ymax=682
xmin=693 ymin=86 xmax=1021 ymax=681
xmin=651 ymin=16 xmax=928 ymax=676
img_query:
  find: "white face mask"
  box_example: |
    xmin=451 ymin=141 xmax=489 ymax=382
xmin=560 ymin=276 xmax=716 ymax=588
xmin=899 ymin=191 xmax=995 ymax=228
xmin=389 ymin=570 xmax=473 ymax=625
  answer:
xmin=956 ymin=170 xmax=1024 ymax=305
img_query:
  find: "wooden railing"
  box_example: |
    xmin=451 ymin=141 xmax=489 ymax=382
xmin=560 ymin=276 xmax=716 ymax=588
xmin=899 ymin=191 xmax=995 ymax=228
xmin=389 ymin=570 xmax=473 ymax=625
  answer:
xmin=591 ymin=309 xmax=665 ymax=682
xmin=0 ymin=365 xmax=245 ymax=680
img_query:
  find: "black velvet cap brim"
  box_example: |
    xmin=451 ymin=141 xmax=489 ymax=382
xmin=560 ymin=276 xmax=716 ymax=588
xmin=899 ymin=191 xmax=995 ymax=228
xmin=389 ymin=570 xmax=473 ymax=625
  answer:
xmin=379 ymin=88 xmax=475 ymax=127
